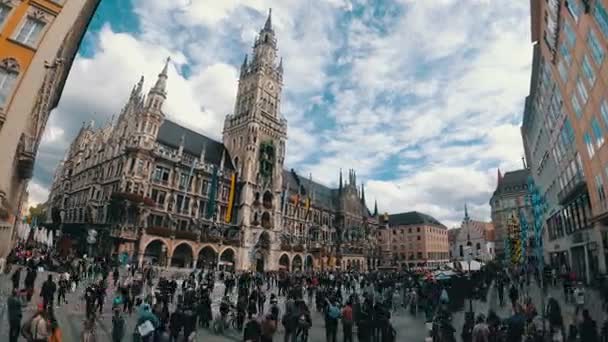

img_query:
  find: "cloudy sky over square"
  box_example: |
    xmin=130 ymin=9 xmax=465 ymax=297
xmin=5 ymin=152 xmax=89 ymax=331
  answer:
xmin=32 ymin=0 xmax=532 ymax=228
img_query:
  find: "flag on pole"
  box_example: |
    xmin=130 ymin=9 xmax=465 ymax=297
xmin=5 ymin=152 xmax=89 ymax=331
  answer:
xmin=225 ymin=172 xmax=237 ymax=223
xmin=206 ymin=166 xmax=218 ymax=220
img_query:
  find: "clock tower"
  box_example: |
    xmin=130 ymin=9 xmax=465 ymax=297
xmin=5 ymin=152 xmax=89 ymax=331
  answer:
xmin=223 ymin=9 xmax=287 ymax=271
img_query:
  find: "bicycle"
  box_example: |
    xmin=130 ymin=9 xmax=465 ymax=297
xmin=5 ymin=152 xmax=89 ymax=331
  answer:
xmin=212 ymin=310 xmax=238 ymax=334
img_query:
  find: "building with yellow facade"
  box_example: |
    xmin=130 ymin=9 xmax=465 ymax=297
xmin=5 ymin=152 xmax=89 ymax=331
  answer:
xmin=0 ymin=0 xmax=100 ymax=258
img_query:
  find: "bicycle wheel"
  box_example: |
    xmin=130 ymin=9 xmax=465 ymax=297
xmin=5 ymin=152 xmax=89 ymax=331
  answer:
xmin=231 ymin=317 xmax=239 ymax=330
xmin=212 ymin=319 xmax=223 ymax=334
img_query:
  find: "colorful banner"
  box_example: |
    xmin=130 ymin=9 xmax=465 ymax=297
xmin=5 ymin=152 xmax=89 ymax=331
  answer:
xmin=508 ymin=213 xmax=521 ymax=265
xmin=527 ymin=176 xmax=547 ymax=268
xmin=225 ymin=172 xmax=237 ymax=223
xmin=519 ymin=209 xmax=529 ymax=264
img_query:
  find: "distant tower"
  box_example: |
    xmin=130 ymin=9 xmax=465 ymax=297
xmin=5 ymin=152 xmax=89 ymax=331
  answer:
xmin=223 ymin=9 xmax=287 ymax=271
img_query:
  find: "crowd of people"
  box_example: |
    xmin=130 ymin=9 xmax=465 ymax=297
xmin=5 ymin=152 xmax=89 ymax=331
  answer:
xmin=3 ymin=244 xmax=608 ymax=342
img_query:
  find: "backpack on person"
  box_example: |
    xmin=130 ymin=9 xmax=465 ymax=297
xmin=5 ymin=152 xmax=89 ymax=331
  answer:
xmin=328 ymin=304 xmax=340 ymax=319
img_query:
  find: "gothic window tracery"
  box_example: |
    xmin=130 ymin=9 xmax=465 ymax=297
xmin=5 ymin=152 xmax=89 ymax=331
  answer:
xmin=0 ymin=57 xmax=20 ymax=109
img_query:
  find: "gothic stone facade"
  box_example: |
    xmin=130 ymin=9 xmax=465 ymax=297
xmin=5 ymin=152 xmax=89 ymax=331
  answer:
xmin=47 ymin=12 xmax=380 ymax=272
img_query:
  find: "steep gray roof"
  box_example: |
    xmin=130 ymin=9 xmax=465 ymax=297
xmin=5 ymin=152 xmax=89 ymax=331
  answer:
xmin=156 ymin=119 xmax=234 ymax=170
xmin=493 ymin=168 xmax=529 ymax=197
xmin=388 ymin=211 xmax=446 ymax=228
xmin=282 ymin=169 xmax=337 ymax=210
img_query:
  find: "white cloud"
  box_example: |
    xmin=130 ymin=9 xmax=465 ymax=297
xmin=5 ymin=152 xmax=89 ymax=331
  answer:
xmin=26 ymin=181 xmax=50 ymax=210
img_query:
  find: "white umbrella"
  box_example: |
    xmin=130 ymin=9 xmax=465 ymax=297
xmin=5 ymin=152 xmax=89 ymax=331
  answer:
xmin=46 ymin=230 xmax=53 ymax=247
xmin=38 ymin=228 xmax=46 ymax=244
xmin=24 ymin=224 xmax=31 ymax=241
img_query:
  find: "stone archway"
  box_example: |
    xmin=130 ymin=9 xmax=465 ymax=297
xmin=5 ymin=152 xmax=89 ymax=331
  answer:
xmin=305 ymin=255 xmax=314 ymax=271
xmin=197 ymin=246 xmax=217 ymax=270
xmin=292 ymin=254 xmax=303 ymax=271
xmin=171 ymin=243 xmax=194 ymax=268
xmin=143 ymin=239 xmax=168 ymax=266
xmin=219 ymin=248 xmax=236 ymax=271
xmin=279 ymin=253 xmax=290 ymax=271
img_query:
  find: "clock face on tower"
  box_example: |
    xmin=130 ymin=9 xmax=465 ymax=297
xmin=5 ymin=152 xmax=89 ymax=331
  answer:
xmin=266 ymin=82 xmax=274 ymax=92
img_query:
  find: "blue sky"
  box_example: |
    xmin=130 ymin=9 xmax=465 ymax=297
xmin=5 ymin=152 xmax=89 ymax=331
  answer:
xmin=31 ymin=0 xmax=532 ymax=228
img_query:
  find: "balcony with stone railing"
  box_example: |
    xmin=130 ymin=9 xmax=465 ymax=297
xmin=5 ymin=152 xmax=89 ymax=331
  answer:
xmin=16 ymin=133 xmax=36 ymax=180
xmin=174 ymin=229 xmax=199 ymax=241
xmin=558 ymin=171 xmax=586 ymax=205
xmin=146 ymin=226 xmax=173 ymax=238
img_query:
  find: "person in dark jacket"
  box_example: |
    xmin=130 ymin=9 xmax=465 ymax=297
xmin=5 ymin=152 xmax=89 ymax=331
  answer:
xmin=40 ymin=274 xmax=56 ymax=310
xmin=199 ymin=291 xmax=212 ymax=328
xmin=244 ymin=316 xmax=262 ymax=342
xmin=111 ymin=307 xmax=125 ymax=342
xmin=24 ymin=267 xmax=37 ymax=301
xmin=7 ymin=289 xmax=22 ymax=342
xmin=169 ymin=306 xmax=183 ymax=341
xmin=183 ymin=307 xmax=196 ymax=340
xmin=579 ymin=309 xmax=599 ymax=342
xmin=11 ymin=267 xmax=21 ymax=291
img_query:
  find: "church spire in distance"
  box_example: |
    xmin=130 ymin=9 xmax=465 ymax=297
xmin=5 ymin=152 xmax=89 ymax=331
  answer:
xmin=374 ymin=200 xmax=378 ymax=217
xmin=264 ymin=8 xmax=272 ymax=31
xmin=153 ymin=57 xmax=170 ymax=93
xmin=146 ymin=57 xmax=170 ymax=111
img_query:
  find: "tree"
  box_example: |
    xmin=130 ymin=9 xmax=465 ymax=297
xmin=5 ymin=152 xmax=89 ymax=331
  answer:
xmin=28 ymin=203 xmax=47 ymax=224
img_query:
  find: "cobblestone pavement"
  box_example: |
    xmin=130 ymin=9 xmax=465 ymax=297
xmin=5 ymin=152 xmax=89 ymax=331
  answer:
xmin=1 ymin=270 xmax=602 ymax=342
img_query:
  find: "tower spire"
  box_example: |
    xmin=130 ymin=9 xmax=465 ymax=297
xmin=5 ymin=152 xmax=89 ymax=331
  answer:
xmin=135 ymin=75 xmax=144 ymax=95
xmin=464 ymin=203 xmax=470 ymax=221
xmin=373 ymin=199 xmax=378 ymax=216
xmin=152 ymin=57 xmax=170 ymax=94
xmin=147 ymin=57 xmax=170 ymax=110
xmin=497 ymin=168 xmax=503 ymax=185
xmin=264 ymin=8 xmax=272 ymax=31
xmin=361 ymin=182 xmax=366 ymax=203
xmin=339 ymin=169 xmax=343 ymax=190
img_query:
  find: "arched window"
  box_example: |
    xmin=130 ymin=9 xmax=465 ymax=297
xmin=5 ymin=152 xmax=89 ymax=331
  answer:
xmin=0 ymin=58 xmax=21 ymax=108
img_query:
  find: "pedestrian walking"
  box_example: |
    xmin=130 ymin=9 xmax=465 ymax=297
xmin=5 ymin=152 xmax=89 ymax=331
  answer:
xmin=261 ymin=313 xmax=277 ymax=342
xmin=579 ymin=309 xmax=599 ymax=342
xmin=472 ymin=314 xmax=489 ymax=342
xmin=49 ymin=316 xmax=63 ymax=342
xmin=325 ymin=298 xmax=340 ymax=342
xmin=11 ymin=266 xmax=21 ymax=290
xmin=112 ymin=307 xmax=125 ymax=342
xmin=41 ymin=274 xmax=57 ymax=311
xmin=7 ymin=289 xmax=22 ymax=342
xmin=244 ymin=316 xmax=262 ymax=342
xmin=341 ymin=300 xmax=354 ymax=342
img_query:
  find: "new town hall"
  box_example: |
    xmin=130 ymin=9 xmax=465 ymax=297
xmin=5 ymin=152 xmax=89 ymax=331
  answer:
xmin=47 ymin=12 xmax=382 ymax=272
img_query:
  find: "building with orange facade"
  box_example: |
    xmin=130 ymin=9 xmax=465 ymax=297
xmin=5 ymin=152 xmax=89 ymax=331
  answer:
xmin=376 ymin=211 xmax=449 ymax=269
xmin=0 ymin=0 xmax=100 ymax=258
